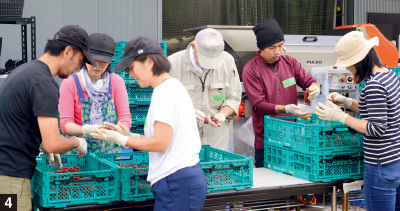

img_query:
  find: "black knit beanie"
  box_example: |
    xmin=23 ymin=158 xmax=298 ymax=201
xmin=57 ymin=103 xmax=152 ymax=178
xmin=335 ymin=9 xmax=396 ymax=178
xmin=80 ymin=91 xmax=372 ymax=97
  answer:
xmin=253 ymin=18 xmax=284 ymax=50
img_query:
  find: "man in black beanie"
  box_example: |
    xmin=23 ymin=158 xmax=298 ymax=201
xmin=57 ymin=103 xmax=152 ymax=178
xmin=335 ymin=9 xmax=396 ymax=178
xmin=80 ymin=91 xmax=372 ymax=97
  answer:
xmin=242 ymin=18 xmax=321 ymax=168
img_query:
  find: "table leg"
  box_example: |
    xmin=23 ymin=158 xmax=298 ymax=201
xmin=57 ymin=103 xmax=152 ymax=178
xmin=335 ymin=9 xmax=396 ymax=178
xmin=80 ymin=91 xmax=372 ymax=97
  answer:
xmin=343 ymin=192 xmax=349 ymax=211
xmin=331 ymin=186 xmax=337 ymax=211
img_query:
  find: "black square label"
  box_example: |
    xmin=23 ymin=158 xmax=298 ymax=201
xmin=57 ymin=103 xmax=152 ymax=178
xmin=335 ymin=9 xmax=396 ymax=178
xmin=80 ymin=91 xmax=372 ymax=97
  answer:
xmin=0 ymin=194 xmax=17 ymax=211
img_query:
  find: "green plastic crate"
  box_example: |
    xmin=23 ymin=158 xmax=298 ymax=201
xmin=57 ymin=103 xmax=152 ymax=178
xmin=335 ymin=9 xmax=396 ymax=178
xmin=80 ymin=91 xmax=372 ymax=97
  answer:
xmin=94 ymin=152 xmax=153 ymax=202
xmin=390 ymin=66 xmax=400 ymax=78
xmin=264 ymin=144 xmax=364 ymax=182
xmin=110 ymin=61 xmax=119 ymax=72
xmin=93 ymin=145 xmax=252 ymax=202
xmin=200 ymin=145 xmax=253 ymax=193
xmin=31 ymin=154 xmax=119 ymax=208
xmin=264 ymin=114 xmax=363 ymax=153
xmin=159 ymin=41 xmax=168 ymax=56
xmin=130 ymin=107 xmax=148 ymax=127
xmin=130 ymin=126 xmax=144 ymax=135
xmin=128 ymin=87 xmax=153 ymax=107
xmin=94 ymin=145 xmax=253 ymax=201
xmin=112 ymin=41 xmax=129 ymax=62
xmin=111 ymin=67 xmax=130 ymax=80
xmin=125 ymin=79 xmax=138 ymax=88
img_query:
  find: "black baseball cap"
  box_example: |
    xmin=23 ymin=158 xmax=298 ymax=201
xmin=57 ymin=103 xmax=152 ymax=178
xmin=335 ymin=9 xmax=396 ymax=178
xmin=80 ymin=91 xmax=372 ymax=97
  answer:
xmin=89 ymin=33 xmax=115 ymax=64
xmin=53 ymin=25 xmax=97 ymax=66
xmin=113 ymin=36 xmax=164 ymax=72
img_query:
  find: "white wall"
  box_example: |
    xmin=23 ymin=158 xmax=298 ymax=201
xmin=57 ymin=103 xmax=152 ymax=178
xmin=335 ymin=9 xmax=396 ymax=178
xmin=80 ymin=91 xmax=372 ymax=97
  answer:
xmin=0 ymin=0 xmax=162 ymax=68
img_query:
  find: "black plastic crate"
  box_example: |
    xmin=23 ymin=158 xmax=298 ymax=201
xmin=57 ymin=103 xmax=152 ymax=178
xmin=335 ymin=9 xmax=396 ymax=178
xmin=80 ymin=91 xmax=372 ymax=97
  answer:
xmin=0 ymin=0 xmax=24 ymax=18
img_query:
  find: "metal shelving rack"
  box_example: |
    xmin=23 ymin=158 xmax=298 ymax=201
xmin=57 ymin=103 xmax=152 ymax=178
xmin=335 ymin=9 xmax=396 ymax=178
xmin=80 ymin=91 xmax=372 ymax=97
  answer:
xmin=0 ymin=16 xmax=36 ymax=63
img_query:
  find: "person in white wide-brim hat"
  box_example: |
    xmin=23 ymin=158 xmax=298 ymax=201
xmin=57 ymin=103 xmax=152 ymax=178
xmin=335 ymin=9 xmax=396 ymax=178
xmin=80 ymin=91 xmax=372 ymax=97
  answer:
xmin=315 ymin=30 xmax=400 ymax=210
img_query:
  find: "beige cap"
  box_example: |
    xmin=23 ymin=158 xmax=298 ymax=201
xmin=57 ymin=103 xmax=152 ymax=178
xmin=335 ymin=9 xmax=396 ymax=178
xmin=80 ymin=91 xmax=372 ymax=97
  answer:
xmin=194 ymin=28 xmax=225 ymax=69
xmin=334 ymin=31 xmax=379 ymax=68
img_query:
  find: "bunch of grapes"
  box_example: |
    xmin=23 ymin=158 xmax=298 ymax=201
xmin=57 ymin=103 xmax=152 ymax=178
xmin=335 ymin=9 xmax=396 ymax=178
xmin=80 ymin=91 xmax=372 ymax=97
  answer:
xmin=72 ymin=176 xmax=90 ymax=181
xmin=304 ymin=88 xmax=310 ymax=104
xmin=118 ymin=163 xmax=149 ymax=169
xmin=203 ymin=115 xmax=220 ymax=127
xmin=54 ymin=165 xmax=82 ymax=173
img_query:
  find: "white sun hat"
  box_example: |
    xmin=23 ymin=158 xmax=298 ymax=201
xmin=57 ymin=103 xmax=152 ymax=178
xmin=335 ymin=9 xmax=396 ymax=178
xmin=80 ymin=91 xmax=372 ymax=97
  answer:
xmin=334 ymin=31 xmax=379 ymax=68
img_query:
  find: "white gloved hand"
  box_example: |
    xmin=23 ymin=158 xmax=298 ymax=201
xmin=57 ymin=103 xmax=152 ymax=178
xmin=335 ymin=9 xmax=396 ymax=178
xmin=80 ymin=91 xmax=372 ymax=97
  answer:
xmin=207 ymin=113 xmax=226 ymax=127
xmin=315 ymin=101 xmax=349 ymax=124
xmin=102 ymin=122 xmax=140 ymax=138
xmin=75 ymin=137 xmax=87 ymax=158
xmin=91 ymin=129 xmax=129 ymax=147
xmin=285 ymin=104 xmax=312 ymax=121
xmin=194 ymin=109 xmax=206 ymax=124
xmin=327 ymin=92 xmax=353 ymax=109
xmin=308 ymin=85 xmax=320 ymax=100
xmin=40 ymin=144 xmax=62 ymax=169
xmin=82 ymin=124 xmax=101 ymax=136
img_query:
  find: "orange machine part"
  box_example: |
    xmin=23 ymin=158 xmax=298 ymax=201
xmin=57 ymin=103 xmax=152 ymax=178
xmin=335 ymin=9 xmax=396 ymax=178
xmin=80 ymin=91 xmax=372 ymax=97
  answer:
xmin=298 ymin=195 xmax=317 ymax=205
xmin=336 ymin=24 xmax=399 ymax=67
xmin=236 ymin=100 xmax=246 ymax=120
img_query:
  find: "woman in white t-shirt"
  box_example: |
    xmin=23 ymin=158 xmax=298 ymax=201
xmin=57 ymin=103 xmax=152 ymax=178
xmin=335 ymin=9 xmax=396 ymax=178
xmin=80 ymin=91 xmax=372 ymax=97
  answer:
xmin=91 ymin=36 xmax=207 ymax=211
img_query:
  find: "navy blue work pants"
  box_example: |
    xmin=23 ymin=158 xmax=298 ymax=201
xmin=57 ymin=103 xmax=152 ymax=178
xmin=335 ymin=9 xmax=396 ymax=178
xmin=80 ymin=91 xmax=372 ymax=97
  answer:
xmin=151 ymin=162 xmax=207 ymax=211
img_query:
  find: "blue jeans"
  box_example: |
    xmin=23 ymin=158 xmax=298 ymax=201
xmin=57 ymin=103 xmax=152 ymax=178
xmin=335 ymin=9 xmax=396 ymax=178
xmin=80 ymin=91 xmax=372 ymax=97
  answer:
xmin=151 ymin=162 xmax=207 ymax=211
xmin=364 ymin=160 xmax=400 ymax=211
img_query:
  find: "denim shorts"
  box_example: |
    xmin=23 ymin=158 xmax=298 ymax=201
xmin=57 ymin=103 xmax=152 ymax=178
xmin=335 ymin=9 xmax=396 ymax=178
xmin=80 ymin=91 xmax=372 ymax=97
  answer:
xmin=364 ymin=160 xmax=400 ymax=211
xmin=151 ymin=162 xmax=207 ymax=211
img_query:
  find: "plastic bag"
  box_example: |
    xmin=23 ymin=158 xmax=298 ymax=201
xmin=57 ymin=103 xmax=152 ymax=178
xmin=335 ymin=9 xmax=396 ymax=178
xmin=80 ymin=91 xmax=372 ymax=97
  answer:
xmin=233 ymin=117 xmax=255 ymax=158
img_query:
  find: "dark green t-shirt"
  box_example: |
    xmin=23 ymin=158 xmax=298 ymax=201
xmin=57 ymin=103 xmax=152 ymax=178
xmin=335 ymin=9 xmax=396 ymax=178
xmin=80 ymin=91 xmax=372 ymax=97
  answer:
xmin=0 ymin=60 xmax=59 ymax=179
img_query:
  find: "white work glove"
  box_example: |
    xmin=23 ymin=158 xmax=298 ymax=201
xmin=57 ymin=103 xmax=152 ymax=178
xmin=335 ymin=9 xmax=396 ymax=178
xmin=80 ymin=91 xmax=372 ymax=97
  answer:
xmin=207 ymin=113 xmax=226 ymax=127
xmin=40 ymin=144 xmax=62 ymax=169
xmin=75 ymin=137 xmax=87 ymax=158
xmin=194 ymin=109 xmax=207 ymax=124
xmin=308 ymin=85 xmax=320 ymax=100
xmin=327 ymin=92 xmax=353 ymax=109
xmin=81 ymin=124 xmax=101 ymax=136
xmin=91 ymin=129 xmax=129 ymax=147
xmin=315 ymin=101 xmax=349 ymax=124
xmin=285 ymin=104 xmax=312 ymax=121
xmin=102 ymin=122 xmax=140 ymax=138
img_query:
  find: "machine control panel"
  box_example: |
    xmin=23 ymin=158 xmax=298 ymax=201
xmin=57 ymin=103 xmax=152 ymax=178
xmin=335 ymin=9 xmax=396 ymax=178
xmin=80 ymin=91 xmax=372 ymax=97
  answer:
xmin=329 ymin=73 xmax=359 ymax=90
xmin=327 ymin=72 xmax=359 ymax=101
xmin=310 ymin=66 xmax=360 ymax=107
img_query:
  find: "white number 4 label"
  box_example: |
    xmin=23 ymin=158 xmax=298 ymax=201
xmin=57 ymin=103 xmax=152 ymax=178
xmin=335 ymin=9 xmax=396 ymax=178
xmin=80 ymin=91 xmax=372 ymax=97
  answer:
xmin=0 ymin=194 xmax=16 ymax=210
xmin=5 ymin=197 xmax=12 ymax=208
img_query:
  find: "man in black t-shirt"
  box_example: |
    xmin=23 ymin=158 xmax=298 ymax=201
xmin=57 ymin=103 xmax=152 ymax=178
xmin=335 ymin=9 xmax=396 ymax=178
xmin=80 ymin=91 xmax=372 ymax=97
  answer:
xmin=0 ymin=25 xmax=96 ymax=210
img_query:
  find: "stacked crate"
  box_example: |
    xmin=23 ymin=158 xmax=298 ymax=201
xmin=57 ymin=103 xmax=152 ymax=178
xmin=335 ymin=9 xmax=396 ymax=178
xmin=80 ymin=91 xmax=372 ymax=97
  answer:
xmin=264 ymin=114 xmax=364 ymax=182
xmin=111 ymin=41 xmax=167 ymax=135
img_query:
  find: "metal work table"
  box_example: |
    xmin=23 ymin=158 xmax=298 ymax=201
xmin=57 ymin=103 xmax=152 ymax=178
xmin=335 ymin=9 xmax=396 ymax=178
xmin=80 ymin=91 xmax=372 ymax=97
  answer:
xmin=33 ymin=168 xmax=339 ymax=211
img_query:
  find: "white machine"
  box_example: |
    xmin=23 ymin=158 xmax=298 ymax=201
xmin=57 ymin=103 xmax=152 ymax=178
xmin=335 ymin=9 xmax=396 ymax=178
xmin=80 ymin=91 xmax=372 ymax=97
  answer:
xmin=310 ymin=66 xmax=359 ymax=115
